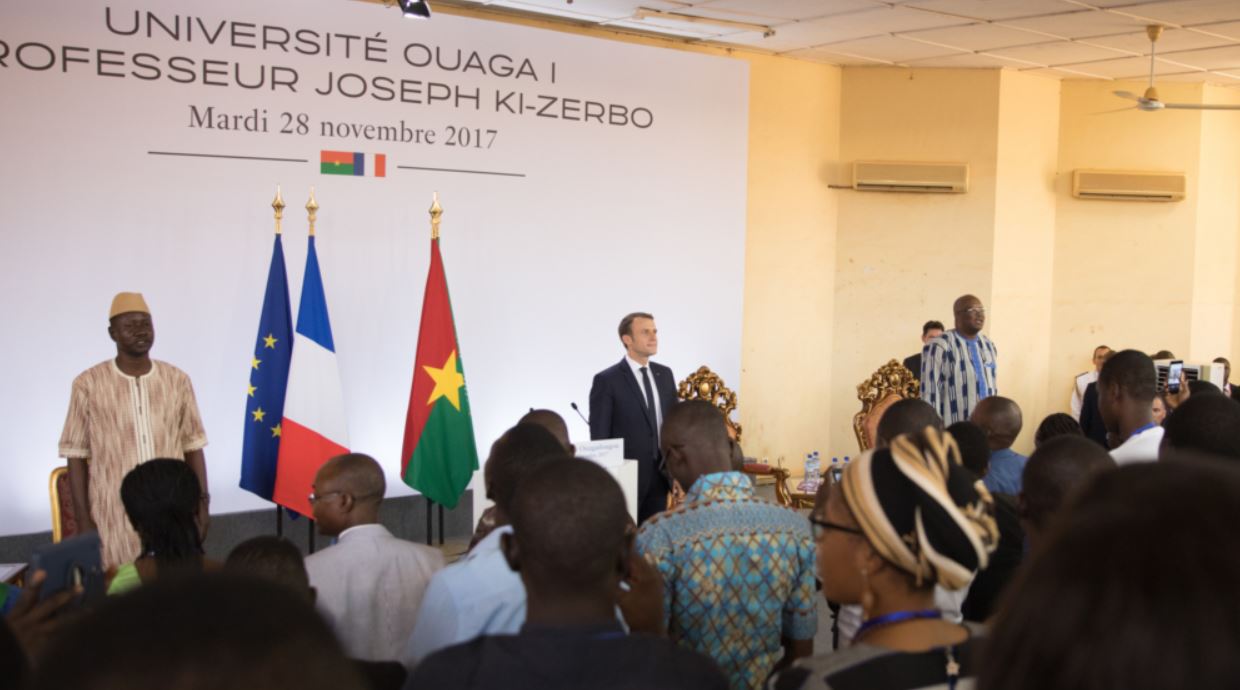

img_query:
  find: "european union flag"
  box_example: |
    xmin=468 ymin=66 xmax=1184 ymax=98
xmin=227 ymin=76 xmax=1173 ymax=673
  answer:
xmin=239 ymin=234 xmax=293 ymax=501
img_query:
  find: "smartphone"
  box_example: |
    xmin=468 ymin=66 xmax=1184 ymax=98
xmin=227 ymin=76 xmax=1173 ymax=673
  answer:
xmin=1166 ymin=360 xmax=1184 ymax=394
xmin=29 ymin=532 xmax=106 ymax=605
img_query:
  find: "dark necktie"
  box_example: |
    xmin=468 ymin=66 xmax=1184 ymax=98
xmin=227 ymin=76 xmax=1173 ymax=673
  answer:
xmin=640 ymin=366 xmax=657 ymax=427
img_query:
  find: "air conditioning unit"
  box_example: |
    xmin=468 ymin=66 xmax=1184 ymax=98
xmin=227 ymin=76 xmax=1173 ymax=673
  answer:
xmin=1154 ymin=360 xmax=1225 ymax=391
xmin=1072 ymin=170 xmax=1186 ymax=202
xmin=852 ymin=161 xmax=969 ymax=194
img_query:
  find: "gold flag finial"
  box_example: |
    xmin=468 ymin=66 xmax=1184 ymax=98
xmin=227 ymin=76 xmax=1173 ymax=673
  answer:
xmin=429 ymin=191 xmax=442 ymax=240
xmin=306 ymin=187 xmax=319 ymax=237
xmin=272 ymin=185 xmax=286 ymax=235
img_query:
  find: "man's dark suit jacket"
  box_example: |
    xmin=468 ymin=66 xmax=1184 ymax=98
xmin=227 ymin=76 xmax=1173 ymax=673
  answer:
xmin=1078 ymin=382 xmax=1110 ymax=448
xmin=589 ymin=358 xmax=676 ymax=520
xmin=903 ymin=353 xmax=922 ymax=380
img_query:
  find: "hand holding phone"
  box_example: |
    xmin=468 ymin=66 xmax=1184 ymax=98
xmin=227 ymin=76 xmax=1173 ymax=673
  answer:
xmin=1167 ymin=360 xmax=1184 ymax=395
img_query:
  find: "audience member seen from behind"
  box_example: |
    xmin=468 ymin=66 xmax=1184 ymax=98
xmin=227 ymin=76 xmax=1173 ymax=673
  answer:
xmin=404 ymin=423 xmax=568 ymax=669
xmin=970 ymin=397 xmax=1026 ymax=495
xmin=109 ymin=458 xmax=213 ymax=595
xmin=409 ymin=458 xmax=728 ymax=690
xmin=225 ymin=535 xmax=313 ymax=597
xmin=980 ymin=461 xmax=1240 ymax=690
xmin=903 ymin=320 xmax=944 ymax=381
xmin=946 ymin=421 xmax=990 ymax=481
xmin=227 ymin=536 xmax=408 ymax=690
xmin=1097 ymin=350 xmax=1162 ymax=464
xmin=1033 ymin=413 xmax=1082 ymax=449
xmin=947 ymin=420 xmax=1024 ymax=623
xmin=32 ymin=574 xmax=365 ymax=690
xmin=306 ymin=453 xmax=444 ymax=662
xmin=1019 ymin=436 xmax=1115 ymax=552
xmin=1160 ymin=394 xmax=1240 ymax=461
xmin=469 ymin=408 xmax=576 ymax=548
xmin=838 ymin=399 xmax=948 ymax=645
xmin=1070 ymin=345 xmax=1112 ymax=421
xmin=637 ymin=401 xmax=817 ymax=690
xmin=876 ymin=398 xmax=944 ymax=450
xmin=772 ymin=429 xmax=998 ymax=690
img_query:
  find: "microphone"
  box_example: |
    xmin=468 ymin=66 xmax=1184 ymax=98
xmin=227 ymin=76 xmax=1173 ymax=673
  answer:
xmin=570 ymin=402 xmax=589 ymax=425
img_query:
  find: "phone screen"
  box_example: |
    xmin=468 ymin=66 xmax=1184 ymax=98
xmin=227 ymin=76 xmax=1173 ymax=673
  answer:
xmin=1167 ymin=360 xmax=1184 ymax=394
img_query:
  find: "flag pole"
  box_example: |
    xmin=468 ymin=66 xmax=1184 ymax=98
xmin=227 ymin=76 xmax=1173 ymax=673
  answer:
xmin=306 ymin=187 xmax=319 ymax=237
xmin=427 ymin=191 xmax=443 ymax=546
xmin=273 ymin=185 xmax=286 ymax=235
xmin=273 ymin=185 xmax=285 ymax=536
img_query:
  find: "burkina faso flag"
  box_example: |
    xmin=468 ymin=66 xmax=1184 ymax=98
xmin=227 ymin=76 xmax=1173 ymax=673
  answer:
xmin=400 ymin=236 xmax=479 ymax=508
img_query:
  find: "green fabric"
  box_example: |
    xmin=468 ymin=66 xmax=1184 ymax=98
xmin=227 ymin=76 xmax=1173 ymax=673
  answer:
xmin=404 ymin=389 xmax=480 ymax=508
xmin=107 ymin=562 xmax=142 ymax=595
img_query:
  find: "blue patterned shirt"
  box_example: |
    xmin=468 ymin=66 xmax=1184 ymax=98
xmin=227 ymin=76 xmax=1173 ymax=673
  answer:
xmin=636 ymin=472 xmax=818 ymax=690
xmin=921 ymin=330 xmax=998 ymax=426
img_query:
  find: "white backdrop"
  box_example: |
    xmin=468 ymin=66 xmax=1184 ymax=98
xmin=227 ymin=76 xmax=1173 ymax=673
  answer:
xmin=0 ymin=0 xmax=748 ymax=535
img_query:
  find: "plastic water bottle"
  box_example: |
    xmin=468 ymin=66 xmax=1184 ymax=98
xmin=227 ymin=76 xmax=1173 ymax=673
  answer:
xmin=799 ymin=453 xmax=818 ymax=492
xmin=830 ymin=457 xmax=842 ymax=484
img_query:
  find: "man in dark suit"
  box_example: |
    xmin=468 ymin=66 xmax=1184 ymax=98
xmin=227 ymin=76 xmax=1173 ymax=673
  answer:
xmin=903 ymin=320 xmax=944 ymax=381
xmin=589 ymin=312 xmax=676 ymax=523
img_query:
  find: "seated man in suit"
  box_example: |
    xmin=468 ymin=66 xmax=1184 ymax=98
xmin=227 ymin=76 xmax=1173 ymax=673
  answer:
xmin=589 ymin=312 xmax=676 ymax=523
xmin=903 ymin=320 xmax=944 ymax=379
xmin=306 ymin=454 xmax=444 ymax=662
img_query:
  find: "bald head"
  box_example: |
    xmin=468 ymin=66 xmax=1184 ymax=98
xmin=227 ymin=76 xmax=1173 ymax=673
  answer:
xmin=952 ymin=294 xmax=985 ymax=337
xmin=876 ymin=398 xmax=944 ymax=448
xmin=518 ymin=409 xmax=572 ymax=453
xmin=971 ymin=396 xmax=1022 ymax=451
xmin=318 ymin=453 xmax=386 ymax=500
xmin=662 ymin=401 xmax=733 ymax=490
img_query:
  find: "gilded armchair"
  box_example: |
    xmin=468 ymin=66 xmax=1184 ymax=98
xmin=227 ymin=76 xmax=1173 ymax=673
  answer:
xmin=853 ymin=360 xmax=921 ymax=452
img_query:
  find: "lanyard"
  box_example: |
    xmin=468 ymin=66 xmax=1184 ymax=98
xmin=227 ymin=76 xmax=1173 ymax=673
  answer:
xmin=853 ymin=608 xmax=942 ymax=640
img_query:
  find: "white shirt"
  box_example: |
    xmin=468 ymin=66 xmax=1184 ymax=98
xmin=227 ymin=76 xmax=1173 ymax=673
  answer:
xmin=403 ymin=525 xmax=526 ymax=670
xmin=1110 ymin=425 xmax=1165 ymax=465
xmin=624 ymin=355 xmax=663 ymax=433
xmin=305 ymin=523 xmax=444 ymax=662
xmin=1071 ymin=371 xmax=1098 ymax=420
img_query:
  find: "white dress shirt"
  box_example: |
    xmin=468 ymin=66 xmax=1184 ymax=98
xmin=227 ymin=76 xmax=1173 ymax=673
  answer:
xmin=305 ymin=523 xmax=444 ymax=662
xmin=624 ymin=355 xmax=663 ymax=433
xmin=1071 ymin=371 xmax=1098 ymax=420
xmin=1110 ymin=425 xmax=1165 ymax=465
xmin=403 ymin=525 xmax=526 ymax=670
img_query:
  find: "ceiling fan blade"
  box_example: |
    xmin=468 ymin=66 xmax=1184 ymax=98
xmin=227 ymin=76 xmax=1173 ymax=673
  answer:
xmin=1113 ymin=90 xmax=1142 ymax=101
xmin=1091 ymin=105 xmax=1139 ymax=115
xmin=1162 ymin=102 xmax=1240 ymax=110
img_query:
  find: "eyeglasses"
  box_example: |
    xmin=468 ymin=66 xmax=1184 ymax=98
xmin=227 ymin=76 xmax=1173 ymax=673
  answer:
xmin=957 ymin=307 xmax=985 ymax=316
xmin=809 ymin=516 xmax=864 ymax=540
xmin=308 ymin=490 xmax=344 ymax=505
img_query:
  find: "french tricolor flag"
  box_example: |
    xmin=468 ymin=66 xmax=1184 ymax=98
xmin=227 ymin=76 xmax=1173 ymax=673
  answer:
xmin=273 ymin=234 xmax=349 ymax=516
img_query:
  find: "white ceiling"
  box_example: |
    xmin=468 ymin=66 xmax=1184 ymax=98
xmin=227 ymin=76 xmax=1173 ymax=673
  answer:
xmin=450 ymin=0 xmax=1240 ymax=84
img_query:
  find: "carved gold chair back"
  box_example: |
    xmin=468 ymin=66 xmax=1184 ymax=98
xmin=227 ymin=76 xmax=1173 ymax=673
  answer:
xmin=853 ymin=360 xmax=921 ymax=452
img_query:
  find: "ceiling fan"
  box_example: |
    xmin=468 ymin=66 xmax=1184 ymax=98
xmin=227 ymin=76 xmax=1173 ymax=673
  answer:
xmin=1113 ymin=25 xmax=1240 ymax=111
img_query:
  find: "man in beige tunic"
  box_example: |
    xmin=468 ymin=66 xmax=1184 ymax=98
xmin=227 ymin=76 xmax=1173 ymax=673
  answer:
xmin=58 ymin=292 xmax=209 ymax=569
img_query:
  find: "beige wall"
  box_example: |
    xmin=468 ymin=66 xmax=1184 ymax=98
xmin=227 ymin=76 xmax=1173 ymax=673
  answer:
xmin=1050 ymin=80 xmax=1203 ymax=403
xmin=831 ymin=68 xmax=1001 ymax=454
xmin=1194 ymin=86 xmax=1240 ymax=365
xmin=431 ymin=3 xmax=1240 ymax=469
xmin=990 ymin=71 xmax=1061 ymax=451
xmin=737 ymin=56 xmax=841 ymax=465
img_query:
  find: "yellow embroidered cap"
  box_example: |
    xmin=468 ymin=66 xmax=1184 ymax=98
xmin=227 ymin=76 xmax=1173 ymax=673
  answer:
xmin=109 ymin=292 xmax=150 ymax=319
